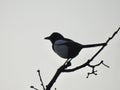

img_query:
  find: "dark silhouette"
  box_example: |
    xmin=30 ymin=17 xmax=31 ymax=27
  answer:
xmin=44 ymin=32 xmax=106 ymax=64
xmin=31 ymin=27 xmax=120 ymax=90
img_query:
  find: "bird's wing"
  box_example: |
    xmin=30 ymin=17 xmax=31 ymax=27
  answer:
xmin=54 ymin=39 xmax=82 ymax=58
xmin=55 ymin=39 xmax=81 ymax=47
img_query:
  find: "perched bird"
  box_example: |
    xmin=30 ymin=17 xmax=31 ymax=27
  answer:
xmin=45 ymin=32 xmax=106 ymax=63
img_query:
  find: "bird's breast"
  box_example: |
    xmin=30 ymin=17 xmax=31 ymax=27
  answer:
xmin=53 ymin=44 xmax=69 ymax=58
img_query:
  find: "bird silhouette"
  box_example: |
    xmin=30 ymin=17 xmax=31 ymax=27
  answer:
xmin=45 ymin=32 xmax=106 ymax=63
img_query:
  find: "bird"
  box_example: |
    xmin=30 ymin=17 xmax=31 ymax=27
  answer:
xmin=44 ymin=32 xmax=106 ymax=63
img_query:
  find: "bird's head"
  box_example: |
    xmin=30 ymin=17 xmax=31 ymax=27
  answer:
xmin=44 ymin=32 xmax=64 ymax=44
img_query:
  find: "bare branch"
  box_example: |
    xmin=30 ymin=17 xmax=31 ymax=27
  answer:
xmin=86 ymin=60 xmax=109 ymax=78
xmin=30 ymin=86 xmax=38 ymax=90
xmin=37 ymin=70 xmax=46 ymax=90
xmin=46 ymin=62 xmax=71 ymax=90
xmin=90 ymin=27 xmax=120 ymax=61
xmin=102 ymin=61 xmax=110 ymax=68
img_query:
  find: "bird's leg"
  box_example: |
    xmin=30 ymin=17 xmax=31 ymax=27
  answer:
xmin=64 ymin=59 xmax=69 ymax=65
xmin=64 ymin=59 xmax=72 ymax=65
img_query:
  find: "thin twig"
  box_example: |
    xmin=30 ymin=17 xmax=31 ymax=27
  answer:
xmin=30 ymin=86 xmax=38 ymax=90
xmin=102 ymin=61 xmax=110 ymax=68
xmin=37 ymin=70 xmax=46 ymax=90
xmin=86 ymin=60 xmax=109 ymax=78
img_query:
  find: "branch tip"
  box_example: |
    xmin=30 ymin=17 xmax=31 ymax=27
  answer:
xmin=30 ymin=86 xmax=34 ymax=88
xmin=102 ymin=62 xmax=110 ymax=68
xmin=37 ymin=70 xmax=46 ymax=90
xmin=30 ymin=86 xmax=38 ymax=90
xmin=37 ymin=69 xmax=40 ymax=73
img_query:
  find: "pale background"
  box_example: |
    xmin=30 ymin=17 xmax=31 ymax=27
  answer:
xmin=0 ymin=0 xmax=120 ymax=90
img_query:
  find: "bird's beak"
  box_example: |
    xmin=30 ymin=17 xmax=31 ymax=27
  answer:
xmin=44 ymin=36 xmax=50 ymax=40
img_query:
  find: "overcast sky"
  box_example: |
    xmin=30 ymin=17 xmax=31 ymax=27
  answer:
xmin=0 ymin=0 xmax=120 ymax=90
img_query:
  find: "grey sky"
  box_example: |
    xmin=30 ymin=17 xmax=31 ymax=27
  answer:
xmin=0 ymin=0 xmax=120 ymax=90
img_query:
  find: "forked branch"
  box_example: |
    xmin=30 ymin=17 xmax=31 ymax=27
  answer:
xmin=31 ymin=27 xmax=120 ymax=90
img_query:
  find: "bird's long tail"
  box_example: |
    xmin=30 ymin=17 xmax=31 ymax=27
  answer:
xmin=82 ymin=43 xmax=106 ymax=48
